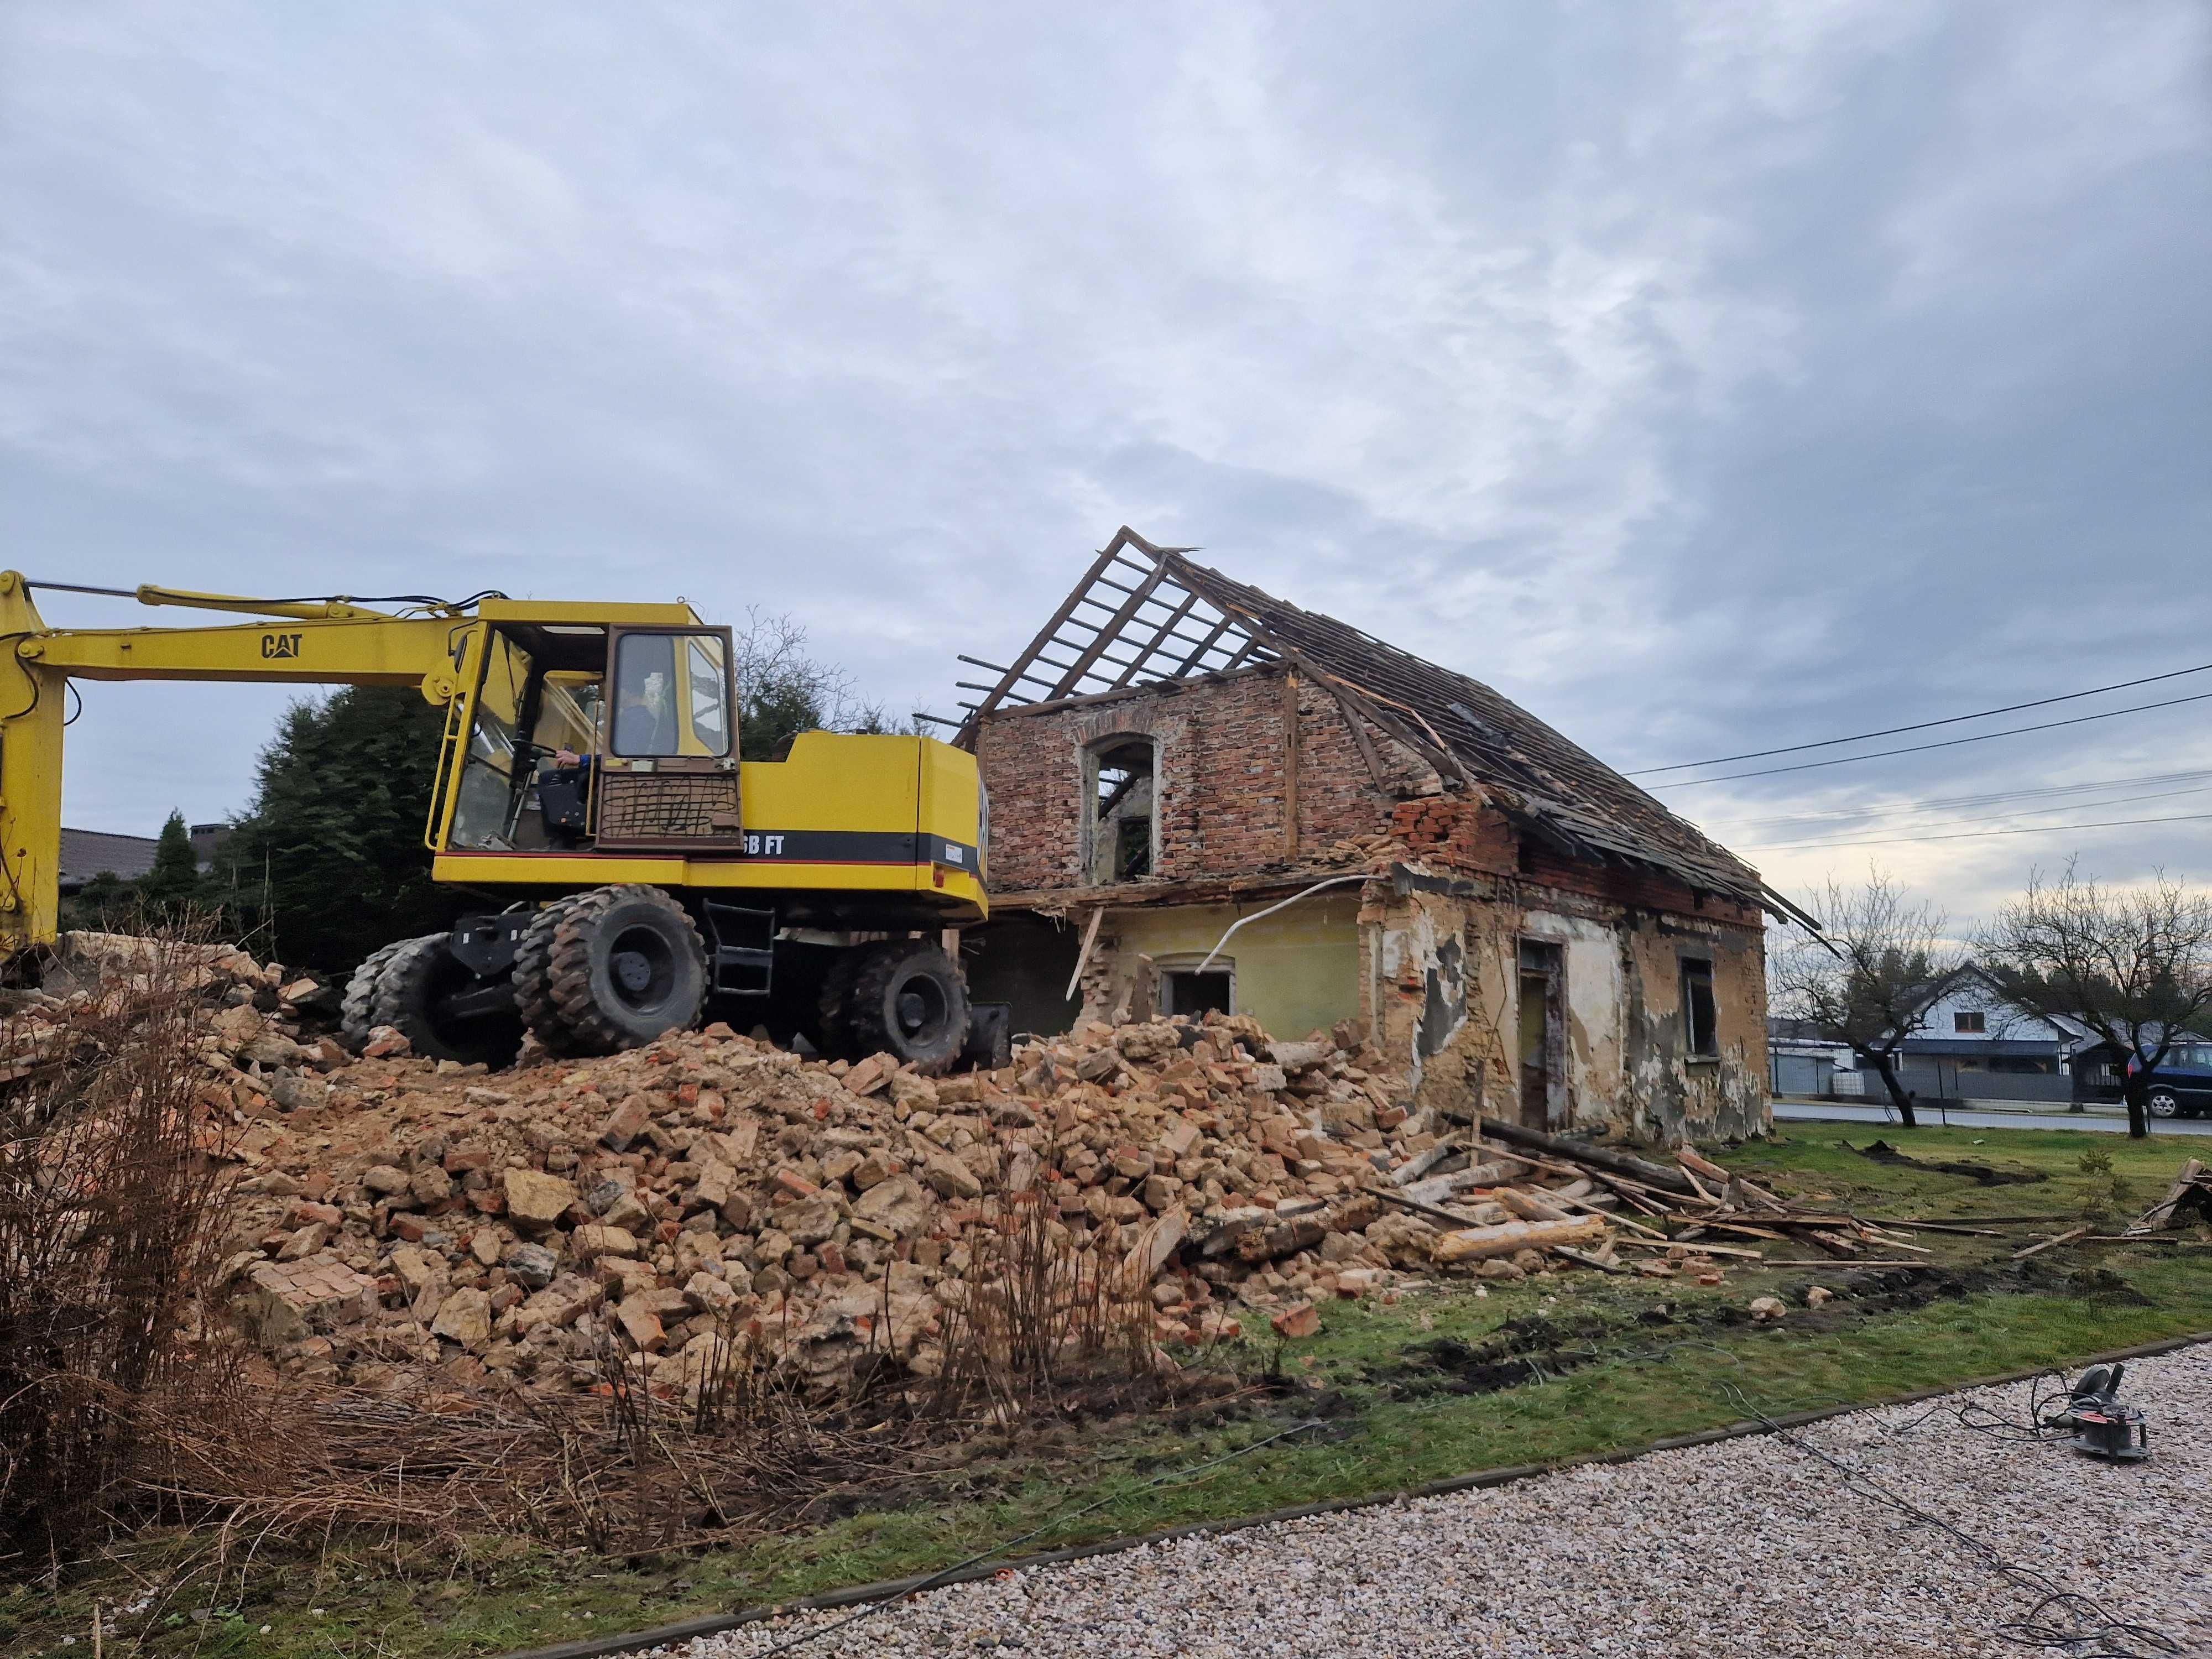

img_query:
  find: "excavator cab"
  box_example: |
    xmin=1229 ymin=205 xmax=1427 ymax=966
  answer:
xmin=436 ymin=622 xmax=744 ymax=856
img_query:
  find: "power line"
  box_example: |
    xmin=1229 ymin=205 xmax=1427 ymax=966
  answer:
xmin=1692 ymin=767 xmax=2212 ymax=833
xmin=1645 ymin=689 xmax=2212 ymax=789
xmin=1700 ymin=781 xmax=2212 ymax=842
xmin=1629 ymin=659 xmax=2212 ymax=776
xmin=1741 ymin=808 xmax=2212 ymax=854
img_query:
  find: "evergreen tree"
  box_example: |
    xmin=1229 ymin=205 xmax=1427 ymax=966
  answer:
xmin=220 ymin=687 xmax=464 ymax=972
xmin=136 ymin=810 xmax=205 ymax=911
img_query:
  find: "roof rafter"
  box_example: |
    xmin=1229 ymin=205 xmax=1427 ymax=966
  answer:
xmin=956 ymin=530 xmax=1766 ymax=906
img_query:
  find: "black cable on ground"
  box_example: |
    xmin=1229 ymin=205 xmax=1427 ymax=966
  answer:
xmin=500 ymin=1333 xmax=2212 ymax=1659
xmin=1719 ymin=1379 xmax=2179 ymax=1658
xmin=1873 ymin=1368 xmax=2075 ymax=1444
xmin=744 ymin=1417 xmax=1328 ymax=1659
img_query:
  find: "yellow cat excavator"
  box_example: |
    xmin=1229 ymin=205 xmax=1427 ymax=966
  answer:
xmin=0 ymin=572 xmax=993 ymax=1072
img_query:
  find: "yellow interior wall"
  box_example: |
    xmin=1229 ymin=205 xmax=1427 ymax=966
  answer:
xmin=1110 ymin=894 xmax=1363 ymax=1040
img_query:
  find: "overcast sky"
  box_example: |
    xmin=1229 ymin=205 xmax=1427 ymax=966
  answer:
xmin=4 ymin=2 xmax=2208 ymax=928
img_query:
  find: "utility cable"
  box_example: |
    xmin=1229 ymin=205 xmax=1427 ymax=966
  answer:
xmin=1710 ymin=781 xmax=2212 ymax=844
xmin=1645 ymin=690 xmax=2212 ymax=789
xmin=1739 ymin=808 xmax=2212 ymax=854
xmin=746 ymin=1417 xmax=1327 ymax=1658
xmin=1695 ymin=769 xmax=2212 ymax=833
xmin=1719 ymin=1379 xmax=2179 ymax=1658
xmin=1630 ymin=661 xmax=2212 ymax=776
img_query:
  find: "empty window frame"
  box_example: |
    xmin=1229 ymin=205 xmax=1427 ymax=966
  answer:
xmin=1086 ymin=735 xmax=1158 ymax=884
xmin=1160 ymin=967 xmax=1233 ymax=1018
xmin=1954 ymin=1010 xmax=1986 ymax=1034
xmin=1679 ymin=957 xmax=1719 ymax=1058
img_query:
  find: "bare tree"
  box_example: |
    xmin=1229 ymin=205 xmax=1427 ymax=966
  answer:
xmin=1769 ymin=868 xmax=1963 ymax=1129
xmin=731 ymin=607 xmax=901 ymax=759
xmin=1981 ymin=862 xmax=2212 ymax=1139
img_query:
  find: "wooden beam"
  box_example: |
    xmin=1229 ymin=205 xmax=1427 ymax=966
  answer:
xmin=1110 ymin=590 xmax=1198 ymax=689
xmin=1064 ymin=905 xmax=1107 ymax=1003
xmin=1171 ymin=612 xmax=1242 ymax=677
xmin=1282 ymin=669 xmax=1301 ymax=860
xmin=1315 ymin=675 xmax=1391 ymax=787
xmin=1044 ymin=561 xmax=1168 ymax=699
xmin=1219 ymin=634 xmax=1266 ymax=671
xmin=964 ymin=535 xmax=1130 ymax=733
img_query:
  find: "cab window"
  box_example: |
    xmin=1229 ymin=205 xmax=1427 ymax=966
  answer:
xmin=611 ymin=632 xmax=732 ymax=759
xmin=447 ymin=631 xmax=532 ymax=850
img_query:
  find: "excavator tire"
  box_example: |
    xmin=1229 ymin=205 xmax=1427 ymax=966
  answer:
xmin=513 ymin=895 xmax=589 ymax=1056
xmin=545 ymin=884 xmax=708 ymax=1056
xmin=838 ymin=937 xmax=969 ymax=1077
xmin=371 ymin=933 xmax=525 ymax=1068
xmin=340 ymin=938 xmax=409 ymax=1051
xmin=812 ymin=947 xmax=868 ymax=1062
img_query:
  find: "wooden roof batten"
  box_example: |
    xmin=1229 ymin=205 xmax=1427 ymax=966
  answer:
xmin=959 ymin=528 xmax=1780 ymax=914
xmin=954 ymin=528 xmax=1273 ymax=731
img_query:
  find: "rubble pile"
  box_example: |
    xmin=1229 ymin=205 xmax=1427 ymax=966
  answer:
xmin=209 ymin=1006 xmax=1485 ymax=1405
xmin=11 ymin=932 xmax=1799 ymax=1411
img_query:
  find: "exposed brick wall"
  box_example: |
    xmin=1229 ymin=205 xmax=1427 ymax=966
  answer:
xmin=1390 ymin=796 xmax=1765 ymax=930
xmin=977 ymin=669 xmax=1764 ymax=935
xmin=975 ymin=667 xmax=1411 ymax=893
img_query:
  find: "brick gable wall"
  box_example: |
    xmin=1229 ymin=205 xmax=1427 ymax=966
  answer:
xmin=974 ymin=666 xmax=1763 ymax=933
xmin=974 ymin=667 xmax=1418 ymax=893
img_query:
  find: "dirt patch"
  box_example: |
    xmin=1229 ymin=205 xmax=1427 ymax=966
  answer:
xmin=1368 ymin=1265 xmax=2051 ymax=1399
xmin=1851 ymin=1139 xmax=2048 ymax=1187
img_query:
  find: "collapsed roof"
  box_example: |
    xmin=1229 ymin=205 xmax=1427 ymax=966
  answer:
xmin=957 ymin=527 xmax=1796 ymax=917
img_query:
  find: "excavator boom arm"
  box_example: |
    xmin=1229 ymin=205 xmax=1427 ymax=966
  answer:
xmin=0 ymin=573 xmax=501 ymax=952
xmin=0 ymin=570 xmax=715 ymax=952
xmin=19 ymin=614 xmax=472 ymax=685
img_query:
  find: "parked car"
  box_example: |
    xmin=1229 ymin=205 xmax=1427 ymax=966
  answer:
xmin=2125 ymin=1042 xmax=2212 ymax=1118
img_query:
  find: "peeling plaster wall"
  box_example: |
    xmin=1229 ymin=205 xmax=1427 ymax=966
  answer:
xmin=1364 ymin=873 xmax=1770 ymax=1140
xmin=1519 ymin=910 xmax=1627 ymax=1129
xmin=1621 ymin=913 xmax=1770 ymax=1140
xmin=1367 ymin=886 xmax=1514 ymax=1120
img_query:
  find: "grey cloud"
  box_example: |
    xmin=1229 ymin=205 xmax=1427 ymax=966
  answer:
xmin=2 ymin=0 xmax=2206 ymax=923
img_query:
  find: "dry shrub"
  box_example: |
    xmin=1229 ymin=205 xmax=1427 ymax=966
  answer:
xmin=0 ymin=982 xmax=1208 ymax=1595
xmin=925 ymin=1186 xmax=1162 ymax=1420
xmin=478 ymin=1186 xmax=1175 ymax=1554
xmin=0 ymin=931 xmax=249 ymax=1574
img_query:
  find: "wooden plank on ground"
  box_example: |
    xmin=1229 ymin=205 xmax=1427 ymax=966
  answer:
xmin=1432 ymin=1215 xmax=1608 ymax=1265
xmin=2135 ymin=1159 xmax=2208 ymax=1230
xmin=1552 ymin=1244 xmax=1631 ymax=1275
xmin=1615 ymin=1237 xmax=1766 ymax=1261
xmin=2011 ymin=1224 xmax=2093 ymax=1261
xmin=1676 ymin=1146 xmax=1732 ymax=1186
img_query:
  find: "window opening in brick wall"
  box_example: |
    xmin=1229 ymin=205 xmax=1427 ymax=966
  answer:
xmin=1086 ymin=735 xmax=1157 ymax=883
xmin=1954 ymin=1010 xmax=1986 ymax=1034
xmin=1680 ymin=957 xmax=1719 ymax=1058
xmin=1161 ymin=967 xmax=1233 ymax=1018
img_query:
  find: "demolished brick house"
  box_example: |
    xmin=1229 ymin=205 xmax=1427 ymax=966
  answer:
xmin=956 ymin=529 xmax=1807 ymax=1141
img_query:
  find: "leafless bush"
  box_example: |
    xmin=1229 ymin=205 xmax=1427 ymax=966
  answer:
xmin=927 ymin=1187 xmax=1161 ymax=1421
xmin=0 ymin=931 xmax=247 ymax=1573
xmin=0 ymin=1007 xmax=1196 ymax=1593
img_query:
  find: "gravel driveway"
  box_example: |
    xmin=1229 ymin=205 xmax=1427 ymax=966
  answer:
xmin=648 ymin=1343 xmax=2212 ymax=1659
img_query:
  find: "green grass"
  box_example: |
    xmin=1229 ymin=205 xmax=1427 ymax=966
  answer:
xmin=11 ymin=1126 xmax=2209 ymax=1659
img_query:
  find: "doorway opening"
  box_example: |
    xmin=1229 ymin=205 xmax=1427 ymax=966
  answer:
xmin=1518 ymin=938 xmax=1565 ymax=1129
